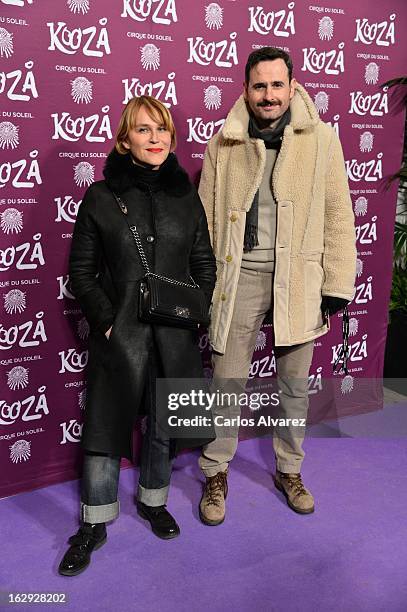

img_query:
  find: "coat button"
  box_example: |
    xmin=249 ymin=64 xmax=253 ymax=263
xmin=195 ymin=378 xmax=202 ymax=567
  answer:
xmin=230 ymin=214 xmax=237 ymax=222
xmin=146 ymin=235 xmax=155 ymax=243
xmin=226 ymin=255 xmax=232 ymax=262
xmin=220 ymin=293 xmax=227 ymax=301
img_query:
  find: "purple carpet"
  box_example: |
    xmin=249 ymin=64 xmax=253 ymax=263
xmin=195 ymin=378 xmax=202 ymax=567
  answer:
xmin=1 ymin=433 xmax=406 ymax=611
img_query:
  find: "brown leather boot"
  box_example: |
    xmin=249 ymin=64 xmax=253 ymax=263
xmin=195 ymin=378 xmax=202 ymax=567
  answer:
xmin=274 ymin=470 xmax=315 ymax=514
xmin=199 ymin=470 xmax=228 ymax=526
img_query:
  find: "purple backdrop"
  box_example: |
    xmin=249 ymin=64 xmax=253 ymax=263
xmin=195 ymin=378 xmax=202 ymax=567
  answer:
xmin=0 ymin=0 xmax=405 ymax=498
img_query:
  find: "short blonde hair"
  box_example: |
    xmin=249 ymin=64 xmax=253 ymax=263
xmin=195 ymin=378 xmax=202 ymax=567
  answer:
xmin=115 ymin=96 xmax=177 ymax=155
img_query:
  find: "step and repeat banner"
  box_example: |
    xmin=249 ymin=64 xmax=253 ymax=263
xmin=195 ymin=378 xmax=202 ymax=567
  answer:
xmin=0 ymin=0 xmax=405 ymax=497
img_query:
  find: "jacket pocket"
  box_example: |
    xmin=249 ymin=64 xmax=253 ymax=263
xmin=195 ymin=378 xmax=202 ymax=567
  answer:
xmin=304 ymin=257 xmax=324 ymax=333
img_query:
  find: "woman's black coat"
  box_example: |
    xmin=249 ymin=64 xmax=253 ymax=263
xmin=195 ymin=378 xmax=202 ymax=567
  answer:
xmin=69 ymin=151 xmax=216 ymax=460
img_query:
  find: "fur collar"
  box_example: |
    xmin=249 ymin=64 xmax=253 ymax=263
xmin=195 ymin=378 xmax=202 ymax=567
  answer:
xmin=221 ymin=83 xmax=320 ymax=142
xmin=103 ymin=149 xmax=192 ymax=196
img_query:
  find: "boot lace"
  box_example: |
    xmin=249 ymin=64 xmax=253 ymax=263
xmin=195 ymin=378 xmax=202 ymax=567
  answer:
xmin=205 ymin=472 xmax=228 ymax=507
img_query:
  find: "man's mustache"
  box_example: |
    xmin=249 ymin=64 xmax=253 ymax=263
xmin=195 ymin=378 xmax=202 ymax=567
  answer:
xmin=257 ymin=100 xmax=281 ymax=107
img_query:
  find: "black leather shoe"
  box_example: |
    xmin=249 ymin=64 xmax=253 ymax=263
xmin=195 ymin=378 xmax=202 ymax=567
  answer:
xmin=136 ymin=502 xmax=180 ymax=540
xmin=58 ymin=522 xmax=107 ymax=576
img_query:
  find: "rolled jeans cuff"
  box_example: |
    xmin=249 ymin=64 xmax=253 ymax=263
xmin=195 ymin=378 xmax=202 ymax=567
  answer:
xmin=81 ymin=500 xmax=120 ymax=524
xmin=137 ymin=484 xmax=169 ymax=507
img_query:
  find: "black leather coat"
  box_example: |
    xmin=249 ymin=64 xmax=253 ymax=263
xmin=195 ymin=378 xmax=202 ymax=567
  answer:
xmin=69 ymin=151 xmax=216 ymax=459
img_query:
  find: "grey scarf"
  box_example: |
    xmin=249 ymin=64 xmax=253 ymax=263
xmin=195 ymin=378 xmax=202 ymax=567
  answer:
xmin=244 ymin=108 xmax=291 ymax=252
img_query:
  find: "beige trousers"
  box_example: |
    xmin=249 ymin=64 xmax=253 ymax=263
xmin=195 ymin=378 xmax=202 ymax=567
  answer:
xmin=199 ymin=268 xmax=314 ymax=476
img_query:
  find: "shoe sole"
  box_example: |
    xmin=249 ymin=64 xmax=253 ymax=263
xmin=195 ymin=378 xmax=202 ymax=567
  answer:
xmin=58 ymin=536 xmax=107 ymax=577
xmin=274 ymin=479 xmax=315 ymax=515
xmin=198 ymin=505 xmax=225 ymax=526
xmin=136 ymin=507 xmax=180 ymax=540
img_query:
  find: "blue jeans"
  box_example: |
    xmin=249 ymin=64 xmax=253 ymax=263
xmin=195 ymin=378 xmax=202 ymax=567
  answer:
xmin=81 ymin=344 xmax=173 ymax=524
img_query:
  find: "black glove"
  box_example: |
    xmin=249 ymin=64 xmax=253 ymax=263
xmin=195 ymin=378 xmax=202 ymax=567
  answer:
xmin=321 ymin=296 xmax=349 ymax=316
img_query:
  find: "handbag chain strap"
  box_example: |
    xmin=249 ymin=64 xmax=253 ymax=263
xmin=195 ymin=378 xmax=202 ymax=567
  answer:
xmin=112 ymin=191 xmax=199 ymax=289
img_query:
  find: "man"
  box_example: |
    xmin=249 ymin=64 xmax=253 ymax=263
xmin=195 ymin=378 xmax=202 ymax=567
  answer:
xmin=198 ymin=47 xmax=356 ymax=524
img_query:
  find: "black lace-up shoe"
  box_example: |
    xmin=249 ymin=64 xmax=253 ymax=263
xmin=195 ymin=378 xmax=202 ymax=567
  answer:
xmin=58 ymin=522 xmax=107 ymax=576
xmin=136 ymin=502 xmax=180 ymax=539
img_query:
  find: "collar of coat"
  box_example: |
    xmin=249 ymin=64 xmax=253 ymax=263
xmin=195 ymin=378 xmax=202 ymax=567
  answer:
xmin=103 ymin=149 xmax=192 ymax=197
xmin=221 ymin=83 xmax=320 ymax=141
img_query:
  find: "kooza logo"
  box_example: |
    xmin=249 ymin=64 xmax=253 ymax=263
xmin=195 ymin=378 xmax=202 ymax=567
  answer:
xmin=54 ymin=195 xmax=81 ymax=223
xmin=365 ymin=62 xmax=379 ymax=85
xmin=71 ymin=77 xmax=93 ymax=104
xmin=51 ymin=107 xmax=112 ymax=143
xmin=187 ymin=117 xmax=225 ymax=144
xmin=140 ymin=44 xmax=160 ymax=70
xmin=187 ymin=32 xmax=238 ymax=68
xmin=73 ymin=162 xmax=94 ymax=187
xmin=356 ymin=216 xmax=377 ymax=245
xmin=0 ymin=60 xmax=38 ymax=102
xmin=9 ymin=439 xmax=31 ymax=463
xmin=7 ymin=365 xmax=29 ymax=390
xmin=122 ymin=72 xmax=177 ymax=107
xmin=0 ymin=27 xmax=13 ymax=58
xmin=359 ymin=131 xmax=374 ymax=153
xmin=0 ymin=386 xmax=49 ymax=427
xmin=58 ymin=348 xmax=89 ymax=373
xmin=348 ymin=89 xmax=388 ymax=117
xmin=346 ymin=153 xmax=383 ymax=182
xmin=354 ymin=196 xmax=368 ymax=216
xmin=121 ymin=0 xmax=178 ymax=25
xmin=0 ymin=122 xmax=19 ymax=150
xmin=0 ymin=234 xmax=45 ymax=273
xmin=0 ymin=208 xmax=23 ymax=234
xmin=318 ymin=16 xmax=334 ymax=41
xmin=205 ymin=3 xmax=223 ymax=30
xmin=314 ymin=92 xmax=329 ymax=114
xmin=248 ymin=3 xmax=296 ymax=37
xmin=68 ymin=0 xmax=90 ymax=15
xmin=47 ymin=19 xmax=110 ymax=57
xmin=354 ymin=14 xmax=396 ymax=47
xmin=3 ymin=288 xmax=26 ymax=314
xmin=301 ymin=43 xmax=345 ymax=75
xmin=0 ymin=150 xmax=42 ymax=190
xmin=57 ymin=274 xmax=75 ymax=300
xmin=204 ymin=85 xmax=222 ymax=110
xmin=60 ymin=419 xmax=82 ymax=444
xmin=1 ymin=0 xmax=33 ymax=5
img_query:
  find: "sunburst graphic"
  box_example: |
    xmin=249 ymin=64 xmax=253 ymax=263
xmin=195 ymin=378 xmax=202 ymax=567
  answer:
xmin=341 ymin=375 xmax=354 ymax=395
xmin=254 ymin=330 xmax=267 ymax=351
xmin=140 ymin=44 xmax=160 ymax=71
xmin=0 ymin=122 xmax=19 ymax=150
xmin=318 ymin=16 xmax=334 ymax=41
xmin=10 ymin=440 xmax=31 ymax=464
xmin=1 ymin=208 xmax=23 ymax=235
xmin=205 ymin=3 xmax=223 ymax=30
xmin=360 ymin=131 xmax=374 ymax=153
xmin=78 ymin=388 xmax=87 ymax=410
xmin=71 ymin=77 xmax=93 ymax=104
xmin=356 ymin=258 xmax=364 ymax=278
xmin=67 ymin=0 xmax=90 ymax=15
xmin=314 ymin=92 xmax=329 ymax=114
xmin=77 ymin=316 xmax=90 ymax=340
xmin=354 ymin=196 xmax=368 ymax=217
xmin=365 ymin=62 xmax=379 ymax=85
xmin=7 ymin=366 xmax=29 ymax=390
xmin=348 ymin=317 xmax=359 ymax=337
xmin=74 ymin=162 xmax=94 ymax=187
xmin=204 ymin=85 xmax=222 ymax=110
xmin=0 ymin=28 xmax=14 ymax=59
xmin=3 ymin=289 xmax=26 ymax=314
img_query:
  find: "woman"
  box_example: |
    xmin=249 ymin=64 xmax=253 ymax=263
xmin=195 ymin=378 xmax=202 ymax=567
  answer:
xmin=58 ymin=96 xmax=216 ymax=576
